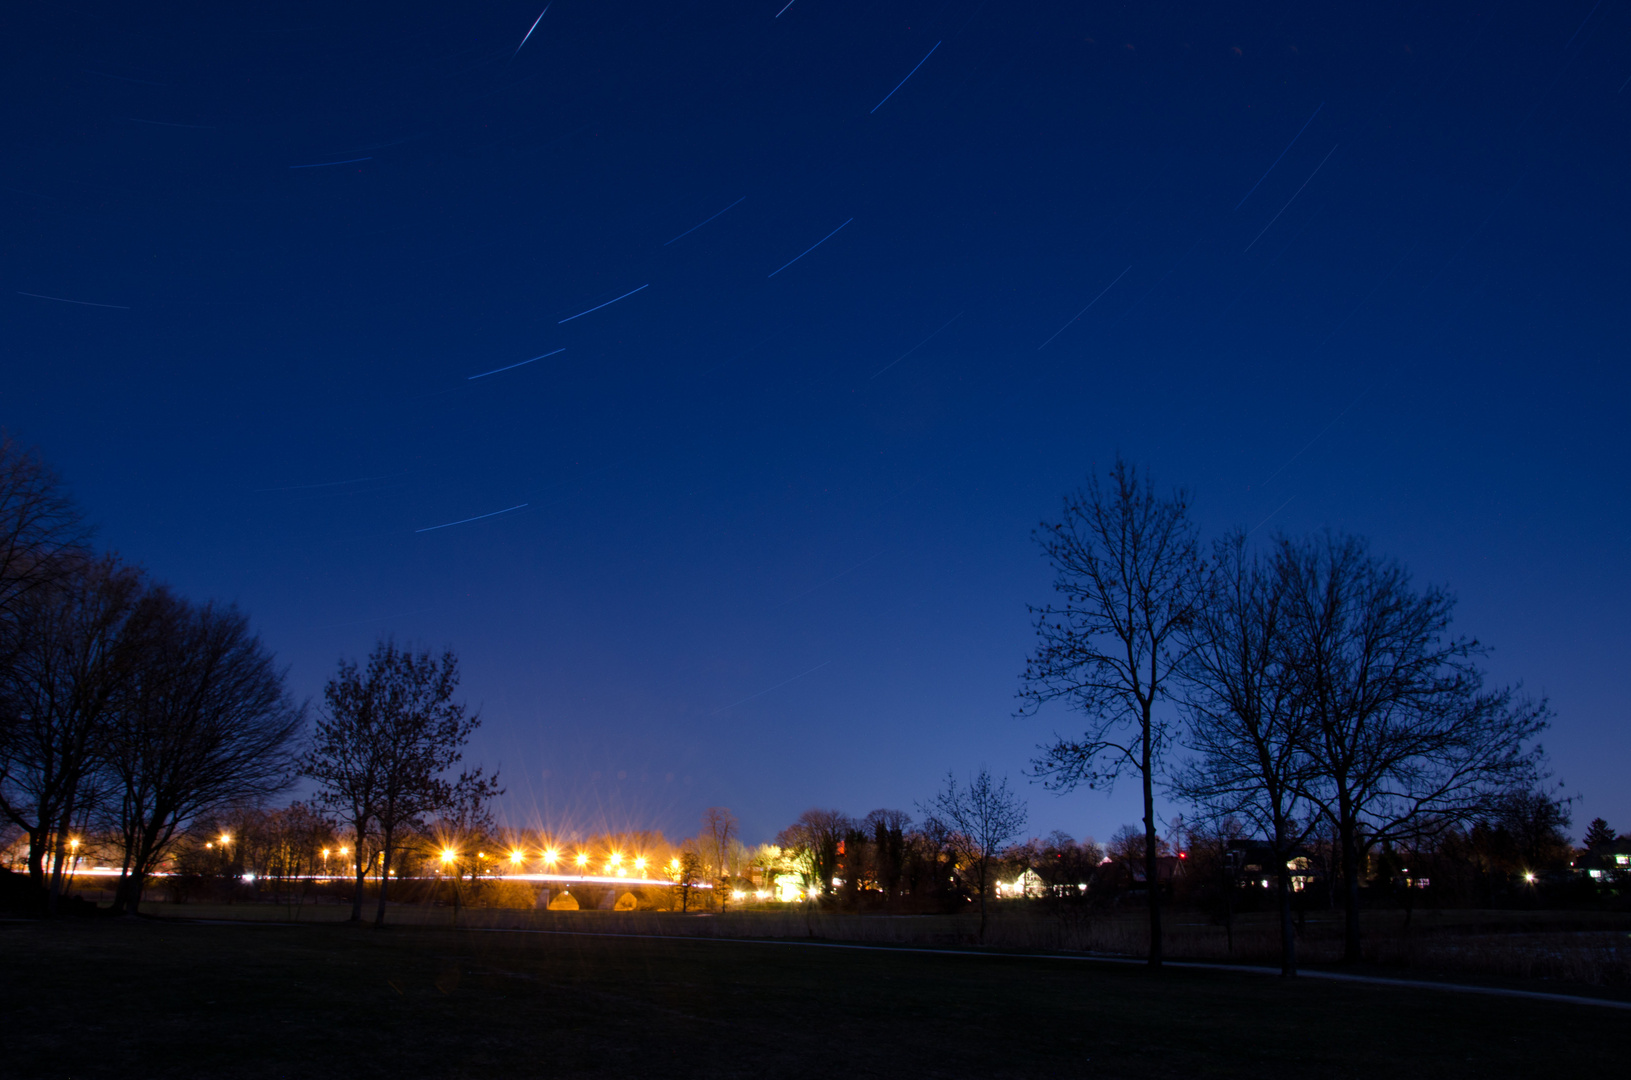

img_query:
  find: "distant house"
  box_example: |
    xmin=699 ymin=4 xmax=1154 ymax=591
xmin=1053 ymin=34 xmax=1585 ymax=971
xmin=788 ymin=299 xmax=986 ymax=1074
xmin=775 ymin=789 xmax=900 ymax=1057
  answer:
xmin=995 ymin=868 xmax=1048 ymax=898
xmin=1577 ymin=840 xmax=1631 ymax=883
xmin=1225 ymin=839 xmax=1317 ymax=892
xmin=1098 ymin=853 xmax=1187 ymax=893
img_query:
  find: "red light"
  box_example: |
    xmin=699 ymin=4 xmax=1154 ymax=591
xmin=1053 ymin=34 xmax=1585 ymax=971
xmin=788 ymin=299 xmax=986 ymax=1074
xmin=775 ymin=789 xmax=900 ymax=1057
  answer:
xmin=1178 ymin=852 xmax=1187 ymax=859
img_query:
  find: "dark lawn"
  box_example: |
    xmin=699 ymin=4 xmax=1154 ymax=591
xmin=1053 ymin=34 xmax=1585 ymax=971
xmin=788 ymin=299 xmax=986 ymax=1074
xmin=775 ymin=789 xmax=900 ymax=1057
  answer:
xmin=3 ymin=918 xmax=1625 ymax=1079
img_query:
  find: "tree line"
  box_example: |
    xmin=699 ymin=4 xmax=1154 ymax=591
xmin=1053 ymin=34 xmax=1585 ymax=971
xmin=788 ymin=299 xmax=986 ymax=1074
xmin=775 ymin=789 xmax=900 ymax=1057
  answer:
xmin=0 ymin=437 xmax=496 ymax=921
xmin=0 ymin=436 xmax=303 ymax=914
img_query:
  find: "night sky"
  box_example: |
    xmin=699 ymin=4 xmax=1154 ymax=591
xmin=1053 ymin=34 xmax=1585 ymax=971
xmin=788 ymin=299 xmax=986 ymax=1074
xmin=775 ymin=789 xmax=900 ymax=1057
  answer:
xmin=6 ymin=1 xmax=1628 ymax=845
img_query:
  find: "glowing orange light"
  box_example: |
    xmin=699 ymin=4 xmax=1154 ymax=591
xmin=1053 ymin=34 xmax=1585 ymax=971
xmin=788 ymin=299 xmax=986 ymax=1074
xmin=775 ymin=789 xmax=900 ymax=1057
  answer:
xmin=634 ymin=857 xmax=647 ymax=872
xmin=219 ymin=834 xmax=232 ymax=845
xmin=543 ymin=848 xmax=559 ymax=865
xmin=441 ymin=848 xmax=456 ymax=864
xmin=510 ymin=849 xmax=524 ymax=865
xmin=575 ymin=852 xmax=589 ymax=867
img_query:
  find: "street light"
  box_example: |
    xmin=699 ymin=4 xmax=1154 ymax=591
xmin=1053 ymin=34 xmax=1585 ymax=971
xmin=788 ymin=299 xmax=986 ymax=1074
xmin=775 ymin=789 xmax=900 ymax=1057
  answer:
xmin=543 ymin=848 xmax=559 ymax=867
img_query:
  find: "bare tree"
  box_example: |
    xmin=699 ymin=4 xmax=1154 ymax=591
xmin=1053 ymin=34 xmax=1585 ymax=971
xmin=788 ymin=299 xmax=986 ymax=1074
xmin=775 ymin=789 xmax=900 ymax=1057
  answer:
xmin=105 ymin=591 xmax=304 ymax=914
xmin=1019 ymin=457 xmax=1204 ymax=966
xmin=302 ymin=640 xmax=500 ymax=927
xmin=700 ymin=806 xmax=739 ymax=885
xmin=923 ymin=768 xmax=1027 ymax=942
xmin=0 ymin=556 xmax=144 ymax=908
xmin=1175 ymin=532 xmax=1320 ymax=975
xmin=1277 ymin=533 xmax=1547 ymax=962
xmin=0 ymin=434 xmax=89 ymax=655
xmin=775 ymin=809 xmax=850 ymax=897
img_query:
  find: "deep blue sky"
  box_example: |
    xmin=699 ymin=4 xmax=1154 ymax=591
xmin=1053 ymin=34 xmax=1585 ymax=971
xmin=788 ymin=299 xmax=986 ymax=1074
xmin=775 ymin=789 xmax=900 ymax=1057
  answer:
xmin=6 ymin=1 xmax=1627 ymax=845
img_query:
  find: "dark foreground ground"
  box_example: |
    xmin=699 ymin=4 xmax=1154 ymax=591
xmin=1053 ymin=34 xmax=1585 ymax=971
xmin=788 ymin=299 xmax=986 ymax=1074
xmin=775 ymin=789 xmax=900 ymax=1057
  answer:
xmin=4 ymin=918 xmax=1628 ymax=1079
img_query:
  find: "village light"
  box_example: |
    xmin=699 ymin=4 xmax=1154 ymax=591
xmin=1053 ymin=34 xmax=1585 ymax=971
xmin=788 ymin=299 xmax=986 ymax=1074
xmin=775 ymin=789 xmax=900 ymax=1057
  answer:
xmin=1524 ymin=871 xmax=1537 ymax=884
xmin=220 ymin=833 xmax=232 ymax=846
xmin=576 ymin=851 xmax=589 ymax=867
xmin=339 ymin=846 xmax=349 ymax=857
xmin=634 ymin=857 xmax=646 ymax=872
xmin=510 ymin=849 xmax=524 ymax=866
xmin=441 ymin=848 xmax=456 ymax=864
xmin=543 ymin=848 xmax=559 ymax=866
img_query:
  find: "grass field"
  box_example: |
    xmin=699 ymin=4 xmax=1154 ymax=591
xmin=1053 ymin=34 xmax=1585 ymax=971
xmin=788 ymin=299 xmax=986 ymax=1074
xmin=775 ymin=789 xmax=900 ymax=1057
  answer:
xmin=5 ymin=916 xmax=1628 ymax=1079
xmin=110 ymin=896 xmax=1631 ymax=989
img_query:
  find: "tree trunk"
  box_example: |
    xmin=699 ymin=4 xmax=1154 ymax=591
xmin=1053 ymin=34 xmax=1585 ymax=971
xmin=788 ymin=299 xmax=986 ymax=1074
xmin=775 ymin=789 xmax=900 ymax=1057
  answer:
xmin=47 ymin=833 xmax=68 ymax=915
xmin=349 ymin=853 xmax=367 ymax=923
xmin=1277 ymin=860 xmax=1297 ymax=977
xmin=373 ymin=840 xmax=393 ymax=928
xmin=1340 ymin=816 xmax=1362 ymax=963
xmin=1142 ymin=719 xmax=1163 ymax=968
xmin=977 ymin=855 xmax=988 ymax=944
xmin=26 ymin=825 xmax=47 ymax=888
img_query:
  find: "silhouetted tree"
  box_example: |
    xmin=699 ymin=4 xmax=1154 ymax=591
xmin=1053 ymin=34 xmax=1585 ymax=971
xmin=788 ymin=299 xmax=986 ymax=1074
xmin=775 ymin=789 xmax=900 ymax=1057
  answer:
xmin=0 ymin=434 xmax=89 ymax=658
xmin=105 ymin=591 xmax=303 ymax=914
xmin=1019 ymin=457 xmax=1204 ymax=967
xmin=700 ymin=806 xmax=739 ymax=886
xmin=1583 ymin=817 xmax=1616 ymax=850
xmin=776 ymin=809 xmax=849 ymax=897
xmin=865 ymin=809 xmax=911 ymax=902
xmin=1277 ymin=533 xmax=1547 ymax=962
xmin=0 ymin=556 xmax=144 ymax=908
xmin=302 ymin=640 xmax=500 ymax=926
xmin=924 ymin=768 xmax=1027 ymax=942
xmin=671 ymin=850 xmax=704 ymax=912
xmin=1175 ymin=532 xmax=1320 ymax=976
